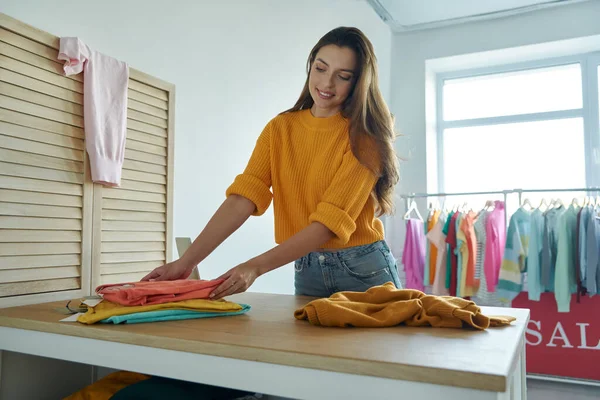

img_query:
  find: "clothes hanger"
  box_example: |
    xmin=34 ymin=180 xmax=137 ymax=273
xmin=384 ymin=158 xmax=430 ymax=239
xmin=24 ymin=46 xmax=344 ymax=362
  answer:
xmin=554 ymin=198 xmax=565 ymax=208
xmin=538 ymin=198 xmax=549 ymax=212
xmin=403 ymin=200 xmax=423 ymax=221
xmin=521 ymin=198 xmax=533 ymax=211
xmin=477 ymin=200 xmax=494 ymax=217
xmin=571 ymin=197 xmax=580 ymax=208
xmin=441 ymin=199 xmax=449 ymax=214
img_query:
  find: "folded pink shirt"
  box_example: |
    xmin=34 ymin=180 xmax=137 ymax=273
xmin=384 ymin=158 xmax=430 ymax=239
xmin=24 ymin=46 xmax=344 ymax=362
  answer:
xmin=96 ymin=279 xmax=225 ymax=306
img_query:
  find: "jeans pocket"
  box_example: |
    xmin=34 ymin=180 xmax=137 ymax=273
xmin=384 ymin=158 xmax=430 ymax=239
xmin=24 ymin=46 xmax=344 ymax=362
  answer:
xmin=339 ymin=247 xmax=390 ymax=279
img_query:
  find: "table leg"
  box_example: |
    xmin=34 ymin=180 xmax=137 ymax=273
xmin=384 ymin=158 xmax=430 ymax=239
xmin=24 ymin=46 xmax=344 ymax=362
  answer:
xmin=496 ymin=374 xmax=512 ymax=400
xmin=497 ymin=341 xmax=526 ymax=400
xmin=509 ymin=340 xmax=528 ymax=400
xmin=513 ymin=352 xmax=522 ymax=400
xmin=520 ymin=342 xmax=527 ymax=400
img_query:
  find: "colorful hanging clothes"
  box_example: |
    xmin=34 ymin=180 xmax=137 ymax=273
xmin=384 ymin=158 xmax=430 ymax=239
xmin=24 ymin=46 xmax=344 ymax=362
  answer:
xmin=497 ymin=207 xmax=531 ymax=305
xmin=445 ymin=212 xmax=460 ymax=296
xmin=458 ymin=212 xmax=479 ymax=297
xmin=429 ymin=210 xmax=441 ymax=285
xmin=443 ymin=211 xmax=454 ymax=290
xmin=424 ymin=210 xmax=441 ymax=287
xmin=541 ymin=206 xmax=565 ymax=291
xmin=484 ymin=201 xmax=506 ymax=293
xmin=455 ymin=213 xmax=464 ymax=298
xmin=402 ymin=218 xmax=426 ymax=291
xmin=427 ymin=213 xmax=449 ymax=295
xmin=527 ymin=209 xmax=545 ymax=301
xmin=472 ymin=210 xmax=503 ymax=306
xmin=586 ymin=211 xmax=600 ymax=295
xmin=555 ymin=205 xmax=580 ymax=312
xmin=577 ymin=206 xmax=592 ymax=298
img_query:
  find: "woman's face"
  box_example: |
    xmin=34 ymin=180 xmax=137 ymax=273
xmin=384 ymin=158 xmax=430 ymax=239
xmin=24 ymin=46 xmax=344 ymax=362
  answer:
xmin=308 ymin=44 xmax=357 ymax=118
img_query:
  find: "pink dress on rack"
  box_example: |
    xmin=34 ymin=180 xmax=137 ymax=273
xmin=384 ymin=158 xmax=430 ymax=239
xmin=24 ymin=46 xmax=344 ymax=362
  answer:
xmin=484 ymin=201 xmax=506 ymax=292
xmin=402 ymin=218 xmax=426 ymax=291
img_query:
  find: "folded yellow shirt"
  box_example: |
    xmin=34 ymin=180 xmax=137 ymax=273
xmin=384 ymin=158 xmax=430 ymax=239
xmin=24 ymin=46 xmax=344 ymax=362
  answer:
xmin=78 ymin=298 xmax=243 ymax=325
xmin=294 ymin=282 xmax=516 ymax=330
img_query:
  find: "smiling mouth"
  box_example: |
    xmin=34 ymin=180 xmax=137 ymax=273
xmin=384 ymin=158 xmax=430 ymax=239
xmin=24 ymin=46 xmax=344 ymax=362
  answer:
xmin=316 ymin=88 xmax=334 ymax=99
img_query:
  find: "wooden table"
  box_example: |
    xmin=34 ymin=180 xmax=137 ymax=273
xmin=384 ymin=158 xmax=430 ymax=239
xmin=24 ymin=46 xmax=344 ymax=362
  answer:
xmin=0 ymin=292 xmax=529 ymax=399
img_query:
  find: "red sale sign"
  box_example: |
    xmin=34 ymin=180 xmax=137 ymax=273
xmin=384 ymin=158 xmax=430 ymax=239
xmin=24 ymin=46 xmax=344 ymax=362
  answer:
xmin=511 ymin=292 xmax=600 ymax=381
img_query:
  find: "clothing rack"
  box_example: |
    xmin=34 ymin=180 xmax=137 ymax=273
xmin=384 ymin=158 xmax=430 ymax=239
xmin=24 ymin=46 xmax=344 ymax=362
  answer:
xmin=400 ymin=187 xmax=600 ymax=226
xmin=397 ymin=186 xmax=600 ymax=388
xmin=400 ymin=187 xmax=600 ymax=205
xmin=400 ymin=189 xmax=511 ymax=226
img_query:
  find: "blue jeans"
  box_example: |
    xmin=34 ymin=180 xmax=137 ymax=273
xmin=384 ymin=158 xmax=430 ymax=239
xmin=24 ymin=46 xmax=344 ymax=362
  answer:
xmin=294 ymin=240 xmax=403 ymax=297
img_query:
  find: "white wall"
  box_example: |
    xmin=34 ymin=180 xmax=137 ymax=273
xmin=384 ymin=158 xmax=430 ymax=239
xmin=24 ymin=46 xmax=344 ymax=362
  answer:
xmin=385 ymin=0 xmax=600 ymax=256
xmin=0 ymin=0 xmax=392 ymax=294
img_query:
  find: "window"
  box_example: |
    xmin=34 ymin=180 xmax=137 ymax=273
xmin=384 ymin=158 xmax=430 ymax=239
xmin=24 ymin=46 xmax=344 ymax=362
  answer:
xmin=437 ymin=53 xmax=600 ymax=206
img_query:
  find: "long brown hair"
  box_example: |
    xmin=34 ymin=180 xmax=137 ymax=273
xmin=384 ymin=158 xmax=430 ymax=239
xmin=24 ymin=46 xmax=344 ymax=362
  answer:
xmin=283 ymin=27 xmax=399 ymax=216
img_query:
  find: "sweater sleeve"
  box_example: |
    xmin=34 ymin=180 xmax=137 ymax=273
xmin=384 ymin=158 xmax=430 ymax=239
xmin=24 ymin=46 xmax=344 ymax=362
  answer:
xmin=308 ymin=148 xmax=378 ymax=245
xmin=225 ymin=122 xmax=272 ymax=216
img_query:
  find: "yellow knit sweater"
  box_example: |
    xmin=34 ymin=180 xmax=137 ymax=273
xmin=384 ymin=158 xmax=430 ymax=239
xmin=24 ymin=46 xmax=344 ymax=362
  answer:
xmin=226 ymin=109 xmax=384 ymax=248
xmin=294 ymin=282 xmax=516 ymax=330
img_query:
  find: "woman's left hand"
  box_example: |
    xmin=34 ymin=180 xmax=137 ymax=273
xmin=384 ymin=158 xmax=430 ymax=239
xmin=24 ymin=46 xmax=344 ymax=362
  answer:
xmin=209 ymin=262 xmax=261 ymax=299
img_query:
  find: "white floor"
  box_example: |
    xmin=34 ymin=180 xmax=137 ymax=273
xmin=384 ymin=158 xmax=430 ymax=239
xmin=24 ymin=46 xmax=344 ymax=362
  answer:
xmin=528 ymin=378 xmax=600 ymax=400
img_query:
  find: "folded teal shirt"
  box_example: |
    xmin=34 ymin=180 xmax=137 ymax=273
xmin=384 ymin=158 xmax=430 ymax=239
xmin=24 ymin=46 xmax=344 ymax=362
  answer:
xmin=99 ymin=303 xmax=251 ymax=324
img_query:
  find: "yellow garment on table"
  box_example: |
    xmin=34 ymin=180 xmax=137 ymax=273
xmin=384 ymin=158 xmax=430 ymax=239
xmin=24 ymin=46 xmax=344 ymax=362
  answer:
xmin=78 ymin=298 xmax=243 ymax=325
xmin=294 ymin=282 xmax=516 ymax=330
xmin=63 ymin=371 xmax=149 ymax=400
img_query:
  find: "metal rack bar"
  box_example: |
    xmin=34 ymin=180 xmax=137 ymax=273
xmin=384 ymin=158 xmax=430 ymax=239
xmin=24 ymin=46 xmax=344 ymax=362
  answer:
xmin=399 ymin=187 xmax=600 ymax=200
xmin=399 ymin=189 xmax=511 ymax=199
xmin=516 ymin=187 xmax=600 ymax=193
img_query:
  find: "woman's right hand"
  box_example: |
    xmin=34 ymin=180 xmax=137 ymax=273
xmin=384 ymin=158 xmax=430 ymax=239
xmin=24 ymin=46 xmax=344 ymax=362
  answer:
xmin=141 ymin=258 xmax=194 ymax=282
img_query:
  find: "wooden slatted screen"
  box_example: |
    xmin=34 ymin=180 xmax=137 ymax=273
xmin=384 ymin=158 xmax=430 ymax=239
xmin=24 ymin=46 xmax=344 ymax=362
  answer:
xmin=0 ymin=13 xmax=175 ymax=307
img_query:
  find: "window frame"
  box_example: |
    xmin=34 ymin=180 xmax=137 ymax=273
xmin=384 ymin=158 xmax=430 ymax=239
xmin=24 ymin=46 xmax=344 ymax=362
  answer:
xmin=435 ymin=51 xmax=600 ymax=193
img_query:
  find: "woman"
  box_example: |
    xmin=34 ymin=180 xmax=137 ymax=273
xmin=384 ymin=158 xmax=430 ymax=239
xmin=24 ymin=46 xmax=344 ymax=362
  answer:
xmin=142 ymin=26 xmax=402 ymax=299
